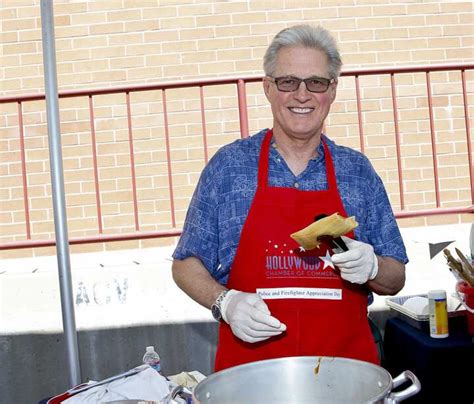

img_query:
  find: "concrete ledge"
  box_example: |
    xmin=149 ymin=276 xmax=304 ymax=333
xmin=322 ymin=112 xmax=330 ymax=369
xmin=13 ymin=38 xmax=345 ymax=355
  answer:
xmin=1 ymin=321 xmax=218 ymax=404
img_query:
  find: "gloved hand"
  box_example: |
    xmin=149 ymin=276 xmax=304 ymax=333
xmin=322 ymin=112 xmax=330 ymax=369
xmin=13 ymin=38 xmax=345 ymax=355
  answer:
xmin=331 ymin=236 xmax=379 ymax=284
xmin=221 ymin=290 xmax=287 ymax=343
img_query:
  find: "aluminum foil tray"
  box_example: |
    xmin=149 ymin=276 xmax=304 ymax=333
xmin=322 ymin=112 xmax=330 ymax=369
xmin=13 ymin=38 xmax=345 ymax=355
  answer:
xmin=385 ymin=294 xmax=466 ymax=331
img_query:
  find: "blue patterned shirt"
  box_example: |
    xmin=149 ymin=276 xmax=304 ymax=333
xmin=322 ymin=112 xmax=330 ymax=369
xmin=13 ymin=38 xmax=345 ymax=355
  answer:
xmin=173 ymin=129 xmax=408 ymax=285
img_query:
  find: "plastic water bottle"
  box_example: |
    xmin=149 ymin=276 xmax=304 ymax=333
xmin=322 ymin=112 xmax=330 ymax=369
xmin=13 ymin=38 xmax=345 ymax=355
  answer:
xmin=142 ymin=345 xmax=162 ymax=374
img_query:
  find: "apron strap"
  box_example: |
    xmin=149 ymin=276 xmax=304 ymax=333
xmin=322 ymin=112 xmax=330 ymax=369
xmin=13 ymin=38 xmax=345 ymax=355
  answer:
xmin=257 ymin=129 xmax=273 ymax=190
xmin=322 ymin=138 xmax=338 ymax=191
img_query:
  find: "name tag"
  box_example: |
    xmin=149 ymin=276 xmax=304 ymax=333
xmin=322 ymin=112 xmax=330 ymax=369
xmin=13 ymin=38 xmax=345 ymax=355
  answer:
xmin=256 ymin=287 xmax=342 ymax=300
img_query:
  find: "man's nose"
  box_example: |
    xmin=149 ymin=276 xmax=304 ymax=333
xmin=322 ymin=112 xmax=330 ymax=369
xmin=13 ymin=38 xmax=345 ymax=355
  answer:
xmin=295 ymin=80 xmax=311 ymax=98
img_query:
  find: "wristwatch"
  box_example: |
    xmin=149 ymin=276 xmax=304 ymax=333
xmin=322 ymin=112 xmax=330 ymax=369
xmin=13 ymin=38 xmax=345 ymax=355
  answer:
xmin=211 ymin=290 xmax=229 ymax=322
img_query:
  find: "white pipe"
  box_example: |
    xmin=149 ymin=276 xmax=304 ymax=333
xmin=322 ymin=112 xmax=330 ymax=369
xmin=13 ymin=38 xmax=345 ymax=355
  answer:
xmin=40 ymin=0 xmax=82 ymax=386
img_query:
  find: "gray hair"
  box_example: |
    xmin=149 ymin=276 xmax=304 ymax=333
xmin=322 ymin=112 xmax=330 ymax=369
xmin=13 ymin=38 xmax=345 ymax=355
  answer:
xmin=263 ymin=24 xmax=342 ymax=79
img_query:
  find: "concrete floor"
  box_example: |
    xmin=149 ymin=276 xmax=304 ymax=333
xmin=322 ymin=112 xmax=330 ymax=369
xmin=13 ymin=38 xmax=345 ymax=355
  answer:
xmin=0 ymin=223 xmax=472 ymax=403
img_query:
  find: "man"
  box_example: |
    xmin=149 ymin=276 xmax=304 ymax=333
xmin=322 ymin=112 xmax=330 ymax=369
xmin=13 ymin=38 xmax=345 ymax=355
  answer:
xmin=172 ymin=24 xmax=407 ymax=371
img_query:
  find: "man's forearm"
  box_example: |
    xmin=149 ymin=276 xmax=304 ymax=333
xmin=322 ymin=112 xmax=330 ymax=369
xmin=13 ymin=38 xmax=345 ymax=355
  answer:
xmin=172 ymin=256 xmax=226 ymax=309
xmin=367 ymin=256 xmax=405 ymax=295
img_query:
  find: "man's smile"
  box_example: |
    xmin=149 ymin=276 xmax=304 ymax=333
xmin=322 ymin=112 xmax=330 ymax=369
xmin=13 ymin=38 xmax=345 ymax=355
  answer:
xmin=288 ymin=107 xmax=314 ymax=114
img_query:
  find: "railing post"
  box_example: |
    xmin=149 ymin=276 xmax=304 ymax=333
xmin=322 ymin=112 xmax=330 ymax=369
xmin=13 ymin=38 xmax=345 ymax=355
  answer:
xmin=199 ymin=86 xmax=209 ymax=163
xmin=88 ymin=95 xmax=103 ymax=234
xmin=17 ymin=101 xmax=31 ymax=239
xmin=125 ymin=91 xmax=140 ymax=230
xmin=237 ymin=79 xmax=249 ymax=138
xmin=390 ymin=73 xmax=405 ymax=210
xmin=354 ymin=75 xmax=365 ymax=154
xmin=461 ymin=69 xmax=474 ymax=204
xmin=162 ymin=89 xmax=176 ymax=228
xmin=425 ymin=71 xmax=441 ymax=208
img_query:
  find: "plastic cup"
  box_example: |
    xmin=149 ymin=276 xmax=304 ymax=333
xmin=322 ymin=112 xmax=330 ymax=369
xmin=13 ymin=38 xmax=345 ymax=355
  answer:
xmin=456 ymin=280 xmax=474 ymax=335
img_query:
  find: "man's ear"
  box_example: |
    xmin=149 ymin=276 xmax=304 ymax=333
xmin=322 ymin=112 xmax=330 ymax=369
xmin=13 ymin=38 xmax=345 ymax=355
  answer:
xmin=263 ymin=77 xmax=271 ymax=100
xmin=329 ymin=80 xmax=338 ymax=103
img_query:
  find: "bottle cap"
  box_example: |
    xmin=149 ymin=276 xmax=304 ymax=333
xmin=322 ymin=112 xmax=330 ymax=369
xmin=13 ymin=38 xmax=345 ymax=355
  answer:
xmin=428 ymin=290 xmax=446 ymax=299
xmin=146 ymin=346 xmax=154 ymax=352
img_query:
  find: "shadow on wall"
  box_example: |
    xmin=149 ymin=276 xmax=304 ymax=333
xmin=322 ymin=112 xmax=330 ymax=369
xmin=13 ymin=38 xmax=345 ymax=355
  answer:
xmin=1 ymin=321 xmax=218 ymax=404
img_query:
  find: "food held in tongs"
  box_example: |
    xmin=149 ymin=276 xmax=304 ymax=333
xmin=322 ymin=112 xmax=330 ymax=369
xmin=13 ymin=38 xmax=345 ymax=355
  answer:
xmin=290 ymin=213 xmax=358 ymax=252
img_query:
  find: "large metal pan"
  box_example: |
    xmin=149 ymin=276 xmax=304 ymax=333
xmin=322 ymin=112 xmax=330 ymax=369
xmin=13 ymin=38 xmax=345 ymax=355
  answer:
xmin=193 ymin=356 xmax=420 ymax=403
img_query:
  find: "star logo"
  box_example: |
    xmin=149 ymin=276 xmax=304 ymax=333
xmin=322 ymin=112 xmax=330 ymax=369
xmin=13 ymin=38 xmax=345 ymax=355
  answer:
xmin=298 ymin=246 xmax=306 ymax=252
xmin=319 ymin=250 xmax=335 ymax=269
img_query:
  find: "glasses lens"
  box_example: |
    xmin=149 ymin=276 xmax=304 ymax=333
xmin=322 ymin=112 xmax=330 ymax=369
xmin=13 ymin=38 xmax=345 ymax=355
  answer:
xmin=275 ymin=77 xmax=301 ymax=92
xmin=305 ymin=77 xmax=330 ymax=92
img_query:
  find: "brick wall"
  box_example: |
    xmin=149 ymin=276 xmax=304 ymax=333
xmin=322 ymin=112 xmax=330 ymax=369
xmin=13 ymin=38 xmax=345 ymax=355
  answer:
xmin=1 ymin=0 xmax=473 ymax=258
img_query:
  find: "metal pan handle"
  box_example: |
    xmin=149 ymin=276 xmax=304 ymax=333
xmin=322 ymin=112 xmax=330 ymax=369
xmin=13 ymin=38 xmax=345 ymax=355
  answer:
xmin=386 ymin=370 xmax=421 ymax=403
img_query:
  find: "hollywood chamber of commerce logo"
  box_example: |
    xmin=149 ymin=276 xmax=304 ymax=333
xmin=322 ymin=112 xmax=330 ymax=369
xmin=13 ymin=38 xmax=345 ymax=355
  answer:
xmin=264 ymin=238 xmax=337 ymax=279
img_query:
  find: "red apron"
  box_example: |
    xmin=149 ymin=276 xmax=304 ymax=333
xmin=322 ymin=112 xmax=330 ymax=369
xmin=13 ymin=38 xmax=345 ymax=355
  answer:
xmin=214 ymin=129 xmax=378 ymax=371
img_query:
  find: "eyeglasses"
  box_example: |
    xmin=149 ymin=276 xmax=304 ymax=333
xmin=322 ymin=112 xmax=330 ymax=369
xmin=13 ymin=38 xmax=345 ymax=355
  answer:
xmin=268 ymin=75 xmax=335 ymax=93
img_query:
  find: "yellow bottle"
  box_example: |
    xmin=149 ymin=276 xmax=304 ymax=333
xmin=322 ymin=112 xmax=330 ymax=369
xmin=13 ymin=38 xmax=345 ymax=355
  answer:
xmin=428 ymin=290 xmax=449 ymax=338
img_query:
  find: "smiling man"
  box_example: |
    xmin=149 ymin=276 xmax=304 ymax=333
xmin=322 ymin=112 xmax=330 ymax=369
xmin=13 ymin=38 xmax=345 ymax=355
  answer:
xmin=172 ymin=25 xmax=407 ymax=371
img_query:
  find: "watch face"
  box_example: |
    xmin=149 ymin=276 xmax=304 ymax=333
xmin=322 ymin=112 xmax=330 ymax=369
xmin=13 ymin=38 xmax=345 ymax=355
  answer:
xmin=211 ymin=304 xmax=221 ymax=321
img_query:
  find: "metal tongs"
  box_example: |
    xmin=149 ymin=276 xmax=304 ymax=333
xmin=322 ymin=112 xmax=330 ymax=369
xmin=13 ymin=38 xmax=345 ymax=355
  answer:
xmin=314 ymin=213 xmax=349 ymax=253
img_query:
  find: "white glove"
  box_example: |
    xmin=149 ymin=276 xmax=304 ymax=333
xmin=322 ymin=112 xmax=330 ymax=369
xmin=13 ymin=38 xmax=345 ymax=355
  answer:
xmin=220 ymin=289 xmax=287 ymax=343
xmin=331 ymin=236 xmax=379 ymax=284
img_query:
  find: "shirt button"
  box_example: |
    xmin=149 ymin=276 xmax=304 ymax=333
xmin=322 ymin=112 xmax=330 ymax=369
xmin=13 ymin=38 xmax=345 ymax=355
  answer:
xmin=277 ymin=158 xmax=281 ymax=162
xmin=294 ymin=182 xmax=299 ymax=188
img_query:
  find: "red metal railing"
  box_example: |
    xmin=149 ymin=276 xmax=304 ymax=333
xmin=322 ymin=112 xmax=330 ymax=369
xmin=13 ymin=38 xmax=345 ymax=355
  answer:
xmin=346 ymin=64 xmax=473 ymax=218
xmin=1 ymin=63 xmax=473 ymax=250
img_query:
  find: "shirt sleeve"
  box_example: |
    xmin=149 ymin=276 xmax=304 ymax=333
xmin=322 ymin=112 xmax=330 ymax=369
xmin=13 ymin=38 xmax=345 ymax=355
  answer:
xmin=172 ymin=154 xmax=221 ymax=275
xmin=354 ymin=158 xmax=408 ymax=264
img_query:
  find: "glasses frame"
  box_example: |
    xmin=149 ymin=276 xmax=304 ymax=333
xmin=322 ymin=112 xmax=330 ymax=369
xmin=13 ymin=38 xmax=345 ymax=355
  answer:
xmin=267 ymin=75 xmax=336 ymax=93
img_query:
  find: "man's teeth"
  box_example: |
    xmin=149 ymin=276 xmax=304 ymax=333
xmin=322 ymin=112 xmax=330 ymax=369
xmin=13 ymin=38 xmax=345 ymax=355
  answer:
xmin=289 ymin=107 xmax=313 ymax=114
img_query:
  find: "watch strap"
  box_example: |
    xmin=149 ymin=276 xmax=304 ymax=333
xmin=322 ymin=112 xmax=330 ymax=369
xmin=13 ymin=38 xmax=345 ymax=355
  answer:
xmin=220 ymin=289 xmax=238 ymax=323
xmin=211 ymin=290 xmax=229 ymax=321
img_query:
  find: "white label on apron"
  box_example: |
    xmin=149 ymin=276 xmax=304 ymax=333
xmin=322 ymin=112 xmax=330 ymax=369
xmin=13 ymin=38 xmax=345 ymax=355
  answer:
xmin=256 ymin=287 xmax=342 ymax=300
